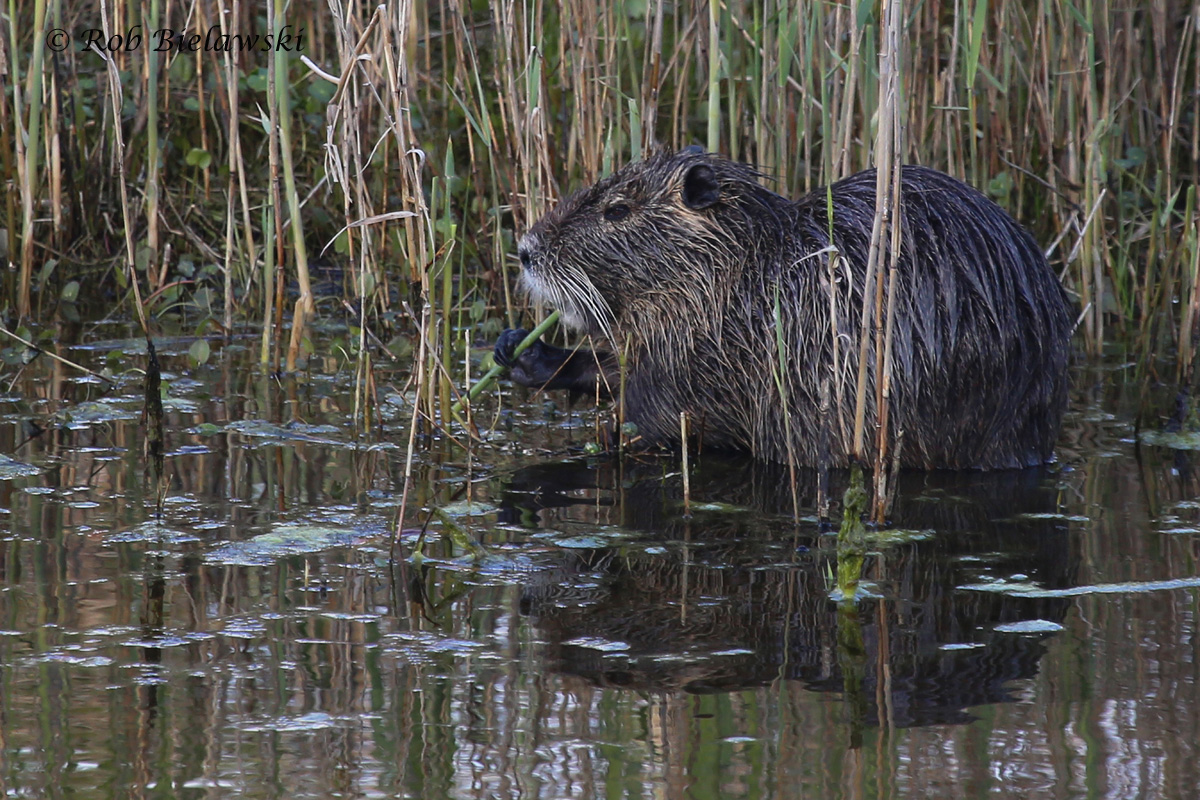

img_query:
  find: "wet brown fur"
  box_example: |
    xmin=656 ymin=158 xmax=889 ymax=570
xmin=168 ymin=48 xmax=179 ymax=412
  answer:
xmin=508 ymin=149 xmax=1073 ymax=469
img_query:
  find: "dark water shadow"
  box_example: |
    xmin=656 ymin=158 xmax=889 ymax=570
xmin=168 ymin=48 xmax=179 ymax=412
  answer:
xmin=500 ymin=457 xmax=1076 ymax=728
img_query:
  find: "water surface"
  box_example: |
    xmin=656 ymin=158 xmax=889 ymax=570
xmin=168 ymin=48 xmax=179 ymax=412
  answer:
xmin=1 ymin=331 xmax=1197 ymax=799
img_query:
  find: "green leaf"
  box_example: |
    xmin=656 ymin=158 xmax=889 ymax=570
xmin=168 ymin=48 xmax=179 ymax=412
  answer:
xmin=1113 ymin=146 xmax=1147 ymax=170
xmin=186 ymin=148 xmax=212 ymax=169
xmin=965 ymin=0 xmax=988 ymax=90
xmin=358 ymin=271 xmax=376 ymax=298
xmin=61 ymin=280 xmax=80 ymax=303
xmin=856 ymin=0 xmax=874 ymax=28
xmin=987 ymin=171 xmax=1013 ymax=200
xmin=2 ymin=348 xmax=22 ymax=366
xmin=38 ymin=258 xmax=58 ymax=287
xmin=189 ymin=338 xmax=211 ymax=366
xmin=246 ymin=68 xmax=268 ymax=92
xmin=307 ymin=80 xmax=335 ymax=104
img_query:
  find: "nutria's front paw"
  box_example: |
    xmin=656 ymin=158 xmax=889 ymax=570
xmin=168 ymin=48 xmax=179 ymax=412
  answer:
xmin=494 ymin=328 xmax=532 ymax=369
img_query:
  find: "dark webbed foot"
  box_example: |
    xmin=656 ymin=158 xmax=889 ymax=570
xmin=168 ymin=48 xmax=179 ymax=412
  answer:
xmin=494 ymin=328 xmax=571 ymax=390
xmin=493 ymin=328 xmax=530 ymax=369
xmin=493 ymin=328 xmax=612 ymax=395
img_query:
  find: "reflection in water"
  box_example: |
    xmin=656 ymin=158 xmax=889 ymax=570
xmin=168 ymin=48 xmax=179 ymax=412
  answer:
xmin=2 ymin=340 xmax=1200 ymax=798
xmin=506 ymin=459 xmax=1075 ymax=729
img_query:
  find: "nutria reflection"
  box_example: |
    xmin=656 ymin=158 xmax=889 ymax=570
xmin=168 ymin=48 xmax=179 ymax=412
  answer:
xmin=501 ymin=458 xmax=1075 ymax=726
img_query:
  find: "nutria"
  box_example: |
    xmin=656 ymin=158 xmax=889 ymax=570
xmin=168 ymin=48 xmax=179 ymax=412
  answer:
xmin=495 ymin=148 xmax=1073 ymax=469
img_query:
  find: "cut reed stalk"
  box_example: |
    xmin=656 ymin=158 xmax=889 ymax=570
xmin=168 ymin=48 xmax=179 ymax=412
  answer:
xmin=772 ymin=284 xmax=801 ymax=520
xmin=872 ymin=0 xmax=905 ymax=523
xmin=47 ymin=5 xmax=60 ymax=252
xmin=0 ymin=36 xmax=15 ymax=303
xmin=1179 ymin=186 xmax=1200 ymax=385
xmin=680 ymin=411 xmax=691 ymax=517
xmin=848 ymin=0 xmax=904 ymax=524
xmin=260 ymin=206 xmax=276 ymax=366
xmin=216 ymin=0 xmax=255 ymax=334
xmin=145 ymin=0 xmax=161 ymax=292
xmin=93 ymin=7 xmax=148 ymax=337
xmin=275 ymin=0 xmax=314 ymax=373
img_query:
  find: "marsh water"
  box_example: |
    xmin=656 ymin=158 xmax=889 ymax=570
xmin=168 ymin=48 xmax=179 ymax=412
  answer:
xmin=2 ymin=323 xmax=1199 ymax=800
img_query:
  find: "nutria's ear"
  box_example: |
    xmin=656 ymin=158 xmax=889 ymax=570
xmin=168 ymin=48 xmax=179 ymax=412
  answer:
xmin=682 ymin=163 xmax=720 ymax=210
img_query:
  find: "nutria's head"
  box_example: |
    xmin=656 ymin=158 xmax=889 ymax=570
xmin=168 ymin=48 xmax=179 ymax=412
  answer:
xmin=517 ymin=148 xmax=788 ymax=340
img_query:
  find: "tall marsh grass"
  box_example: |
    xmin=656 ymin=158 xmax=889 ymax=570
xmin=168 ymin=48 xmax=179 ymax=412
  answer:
xmin=3 ymin=0 xmax=1197 ymax=436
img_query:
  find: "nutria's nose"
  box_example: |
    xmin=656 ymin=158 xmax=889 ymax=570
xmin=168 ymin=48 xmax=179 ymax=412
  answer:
xmin=518 ymin=234 xmax=538 ymax=269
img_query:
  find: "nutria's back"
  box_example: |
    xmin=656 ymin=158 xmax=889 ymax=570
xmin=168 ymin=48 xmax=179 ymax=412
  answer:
xmin=507 ymin=149 xmax=1073 ymax=469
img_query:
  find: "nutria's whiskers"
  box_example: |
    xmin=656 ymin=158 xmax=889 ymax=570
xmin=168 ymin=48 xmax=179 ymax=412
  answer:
xmin=521 ymin=263 xmax=615 ymax=344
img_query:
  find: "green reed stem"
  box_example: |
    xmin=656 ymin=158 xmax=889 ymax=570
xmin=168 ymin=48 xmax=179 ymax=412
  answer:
xmin=706 ymin=0 xmax=720 ymax=152
xmin=17 ymin=0 xmax=47 ymax=318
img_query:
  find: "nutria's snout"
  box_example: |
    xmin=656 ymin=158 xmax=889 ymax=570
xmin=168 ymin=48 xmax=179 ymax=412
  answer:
xmin=515 ymin=227 xmax=615 ymax=339
xmin=515 ymin=232 xmax=545 ymax=299
xmin=517 ymin=236 xmax=535 ymax=271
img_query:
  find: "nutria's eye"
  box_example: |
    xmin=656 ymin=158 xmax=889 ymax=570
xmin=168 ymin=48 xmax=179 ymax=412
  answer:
xmin=604 ymin=203 xmax=631 ymax=222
